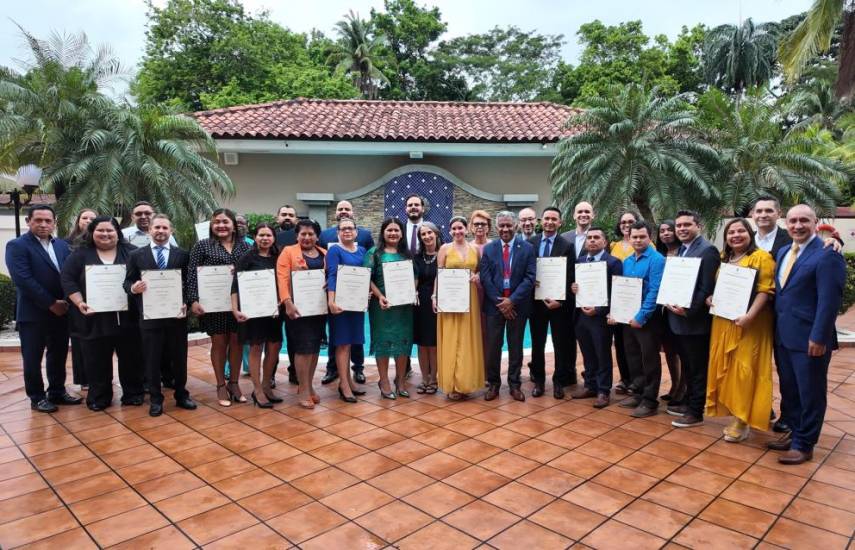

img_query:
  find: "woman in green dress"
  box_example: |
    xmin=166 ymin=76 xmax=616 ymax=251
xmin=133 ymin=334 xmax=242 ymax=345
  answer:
xmin=365 ymin=218 xmax=415 ymax=399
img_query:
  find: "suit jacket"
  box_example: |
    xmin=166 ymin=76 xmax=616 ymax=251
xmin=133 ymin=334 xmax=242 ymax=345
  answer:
xmin=480 ymin=236 xmax=536 ymax=317
xmin=559 ymin=229 xmax=587 ymax=260
xmin=528 ymin=233 xmax=575 ymax=310
xmin=769 ymin=228 xmax=793 ymax=259
xmin=319 ymin=226 xmax=374 ymax=250
xmin=775 ymin=237 xmax=846 ymax=352
xmin=5 ymin=232 xmax=71 ymax=323
xmin=124 ymin=244 xmax=190 ymax=329
xmin=576 ymin=251 xmax=623 ymax=318
xmin=667 ymin=236 xmax=720 ymax=336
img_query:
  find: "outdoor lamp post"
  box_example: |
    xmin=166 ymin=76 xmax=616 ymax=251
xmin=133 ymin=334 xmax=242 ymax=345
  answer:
xmin=3 ymin=165 xmax=42 ymax=237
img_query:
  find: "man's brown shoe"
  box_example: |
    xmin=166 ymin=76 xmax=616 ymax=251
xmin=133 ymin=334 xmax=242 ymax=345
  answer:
xmin=510 ymin=387 xmax=525 ymax=402
xmin=485 ymin=385 xmax=499 ymax=401
xmin=593 ymin=394 xmax=610 ymax=409
xmin=766 ymin=434 xmax=792 ymax=451
xmin=571 ymin=388 xmax=597 ymax=399
xmin=778 ymin=449 xmax=812 ymax=465
xmin=532 ymin=384 xmax=545 ymax=398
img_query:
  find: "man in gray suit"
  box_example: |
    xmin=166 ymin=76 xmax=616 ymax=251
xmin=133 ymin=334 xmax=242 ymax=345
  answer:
xmin=560 ymin=201 xmax=594 ymax=260
xmin=665 ymin=210 xmax=720 ymax=428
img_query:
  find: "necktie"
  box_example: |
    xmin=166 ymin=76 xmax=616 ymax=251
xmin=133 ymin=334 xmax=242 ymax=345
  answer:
xmin=156 ymin=246 xmax=167 ymax=270
xmin=543 ymin=237 xmax=551 ymax=257
xmin=587 ymin=255 xmax=595 ymax=263
xmin=779 ymin=243 xmax=800 ymax=287
xmin=679 ymin=244 xmax=688 ymax=257
xmin=502 ymin=243 xmax=511 ymax=297
xmin=410 ymin=225 xmax=418 ymax=255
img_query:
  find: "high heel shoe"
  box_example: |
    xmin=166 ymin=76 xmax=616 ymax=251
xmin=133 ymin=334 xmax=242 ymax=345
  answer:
xmin=311 ymin=393 xmax=321 ymax=404
xmin=264 ymin=392 xmax=284 ymax=404
xmin=216 ymin=384 xmax=231 ymax=407
xmin=227 ymin=382 xmax=247 ymax=403
xmin=395 ymin=383 xmax=410 ymax=398
xmin=378 ymin=381 xmax=396 ymax=400
xmin=251 ymin=392 xmax=274 ymax=409
xmin=338 ymin=388 xmax=357 ymax=403
xmin=352 ymin=389 xmax=366 ymax=396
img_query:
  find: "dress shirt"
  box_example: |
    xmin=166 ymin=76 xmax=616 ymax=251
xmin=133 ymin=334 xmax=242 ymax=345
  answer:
xmin=406 ymin=220 xmax=422 ymax=254
xmin=755 ymin=227 xmax=777 ymax=252
xmin=585 ymin=250 xmax=605 ymax=262
xmin=150 ymin=241 xmax=171 ymax=267
xmin=122 ymin=226 xmax=178 ymax=248
xmin=622 ymin=245 xmax=666 ymax=326
xmin=678 ymin=236 xmax=699 ymax=256
xmin=39 ymin=237 xmax=61 ymax=271
xmin=575 ymin=230 xmax=587 ymax=256
xmin=777 ymin=235 xmax=816 ymax=283
xmin=539 ymin=233 xmax=558 ymax=257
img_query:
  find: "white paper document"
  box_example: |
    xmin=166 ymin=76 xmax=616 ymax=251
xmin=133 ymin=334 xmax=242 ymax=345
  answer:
xmin=575 ymin=261 xmax=608 ymax=308
xmin=141 ymin=269 xmax=183 ymax=320
xmin=291 ymin=269 xmax=328 ymax=317
xmin=196 ymin=265 xmax=233 ymax=313
xmin=237 ymin=269 xmax=278 ymax=319
xmin=535 ymin=257 xmax=567 ymax=301
xmin=610 ymin=276 xmax=642 ymax=324
xmin=85 ymin=264 xmax=128 ymax=312
xmin=711 ymin=264 xmax=757 ymax=321
xmin=656 ymin=256 xmax=702 ymax=308
xmin=436 ymin=268 xmax=470 ymax=313
xmin=335 ymin=265 xmax=371 ymax=312
xmin=382 ymin=260 xmax=417 ymax=306
xmin=194 ymin=221 xmax=210 ymax=241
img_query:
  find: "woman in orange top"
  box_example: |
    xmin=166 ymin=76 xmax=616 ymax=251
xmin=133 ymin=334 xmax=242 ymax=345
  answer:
xmin=277 ymin=219 xmax=328 ymax=408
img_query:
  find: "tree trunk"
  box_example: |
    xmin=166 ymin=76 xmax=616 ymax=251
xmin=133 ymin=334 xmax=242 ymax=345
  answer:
xmin=633 ymin=196 xmax=656 ymax=227
xmin=835 ymin=2 xmax=855 ymax=100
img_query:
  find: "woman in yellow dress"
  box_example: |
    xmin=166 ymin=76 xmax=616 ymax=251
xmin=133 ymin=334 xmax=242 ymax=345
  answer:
xmin=434 ymin=216 xmax=485 ymax=399
xmin=609 ymin=211 xmax=638 ymax=261
xmin=704 ymin=218 xmax=775 ymax=442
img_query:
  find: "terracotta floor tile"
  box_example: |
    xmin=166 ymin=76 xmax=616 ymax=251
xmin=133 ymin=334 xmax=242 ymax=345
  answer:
xmin=9 ymin=426 xmax=68 ymax=446
xmin=238 ymin=484 xmax=313 ymax=520
xmin=354 ymin=427 xmax=406 ymax=450
xmin=564 ymin=417 xmax=614 ymax=437
xmin=483 ymin=481 xmax=554 ymax=515
xmin=444 ymin=499 xmax=520 ymax=540
xmin=219 ymin=430 xmax=277 ymax=454
xmin=705 ymin=439 xmax=767 ymax=462
xmin=15 ymin=526 xmax=96 ymax=550
xmin=323 ymin=418 xmax=378 ymax=438
xmin=529 ymin=499 xmax=607 ymax=540
xmin=445 ymin=465 xmax=511 ymax=497
xmin=798 ymin=480 xmax=855 ymax=512
xmin=69 ymin=487 xmax=147 ymax=525
xmin=418 ymin=408 xmax=467 ymax=426
xmin=19 ymin=434 xmax=79 ymax=456
xmin=29 ymin=445 xmax=93 ymax=470
xmin=264 ymin=452 xmax=327 ymax=481
xmin=811 ymin=463 xmax=855 ymax=491
xmin=291 ymin=466 xmax=360 ymax=499
xmin=618 ymin=451 xmax=682 ymax=479
xmin=337 ymin=451 xmax=400 ymax=479
xmin=518 ymin=464 xmax=584 ymax=496
xmin=547 ymin=450 xmax=611 ymax=479
xmin=505 ymin=417 xmax=555 ymax=437
xmin=614 ymin=499 xmax=691 ymax=539
xmin=101 ymin=443 xmax=164 ymax=469
xmin=320 ymin=482 xmax=395 ymax=519
xmin=594 ymin=465 xmax=659 ymax=496
xmin=153 ymin=432 xmax=213 ymax=455
xmin=472 ymin=408 xmax=523 ymax=426
xmin=171 ymin=442 xmax=234 ymax=468
xmin=475 ymin=427 xmax=532 ymax=449
xmin=402 ymin=481 xmax=475 ymax=517
xmin=666 ymin=465 xmax=732 ymax=495
xmin=511 ymin=438 xmax=567 ymax=463
xmin=204 ymin=523 xmax=289 ymax=549
xmin=118 ymin=456 xmax=184 ymax=485
xmin=409 ymin=451 xmax=470 ymax=480
xmin=75 ymin=422 xmax=131 ymax=443
xmin=719 ymin=480 xmax=793 ymax=514
xmin=367 ymin=466 xmax=437 ymax=498
xmin=191 ymin=454 xmax=255 ymax=483
xmin=0 ymin=471 xmax=47 ymax=501
xmin=309 ymin=439 xmax=368 ymax=464
xmin=54 ymin=471 xmax=127 ymax=503
xmin=87 ymin=505 xmax=169 ymax=547
xmin=0 ymin=488 xmax=63 ymax=525
xmin=598 ymin=427 xmax=656 ymax=451
xmin=661 ymin=428 xmax=717 ymax=450
xmin=575 ymin=438 xmax=635 ymax=463
xmin=109 ymin=525 xmax=196 ymax=550
xmin=285 ymin=429 xmax=342 ymax=451
xmin=177 ymin=503 xmax=258 ymax=545
xmin=86 ymin=433 xmax=146 ymax=455
xmin=641 ymin=480 xmax=716 ymax=516
xmin=360 ymin=409 xmax=411 ymax=427
xmin=395 ymin=520 xmax=479 ymax=550
xmin=355 ymin=501 xmax=433 ymax=542
xmin=641 ymin=439 xmax=700 ymax=462
xmin=739 ymin=464 xmax=808 ymax=495
xmin=445 ymin=417 xmax=496 ymax=437
xmin=782 ymin=497 xmax=855 ymax=537
xmin=0 ymin=506 xmax=78 ymax=548
xmin=479 ymin=450 xmax=541 ymax=478
xmin=443 ymin=439 xmax=503 ymax=462
xmin=414 ymin=427 xmax=469 ymax=449
xmin=699 ymin=498 xmax=776 ymax=539
xmin=376 ymin=438 xmax=436 ymax=463
xmin=674 ymin=519 xmax=758 ymax=549
xmin=267 ymin=501 xmax=347 ymax=543
xmin=300 ymin=521 xmax=385 ymax=550
xmin=300 ymin=410 xmax=353 ymax=429
xmin=42 ymin=457 xmax=110 ymax=486
xmin=0 ymin=458 xmax=35 ymax=483
xmin=134 ymin=470 xmax=205 ymax=502
xmin=688 ymin=450 xmax=752 ymax=478
xmin=213 ymin=466 xmax=282 ymax=500
xmin=562 ymin=481 xmax=634 ymax=516
xmin=581 ymin=518 xmax=667 ymax=550
xmin=155 ymin=485 xmax=230 ymax=522
xmin=764 ymin=517 xmax=849 ymax=549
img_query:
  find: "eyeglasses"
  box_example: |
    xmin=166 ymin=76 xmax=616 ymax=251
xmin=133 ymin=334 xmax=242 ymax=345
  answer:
xmin=339 ymin=227 xmax=355 ymax=232
xmin=472 ymin=222 xmax=488 ymax=228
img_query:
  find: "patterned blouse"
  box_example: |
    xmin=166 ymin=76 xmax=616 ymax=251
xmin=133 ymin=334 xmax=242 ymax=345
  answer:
xmin=187 ymin=237 xmax=252 ymax=304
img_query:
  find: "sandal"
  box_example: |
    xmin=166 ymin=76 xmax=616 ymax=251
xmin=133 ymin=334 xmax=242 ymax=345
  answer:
xmin=216 ymin=384 xmax=232 ymax=407
xmin=416 ymin=383 xmax=428 ymax=394
xmin=426 ymin=383 xmax=438 ymax=394
xmin=227 ymin=382 xmax=247 ymax=403
xmin=447 ymin=391 xmax=464 ymax=401
xmin=298 ymin=399 xmax=315 ymax=409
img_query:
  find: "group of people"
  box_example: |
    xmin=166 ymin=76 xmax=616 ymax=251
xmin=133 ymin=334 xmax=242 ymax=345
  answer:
xmin=8 ymin=193 xmax=845 ymax=466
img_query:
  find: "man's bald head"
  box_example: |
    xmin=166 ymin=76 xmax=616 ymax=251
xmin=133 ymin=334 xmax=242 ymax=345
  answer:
xmin=574 ymin=201 xmax=594 ymax=230
xmin=335 ymin=200 xmax=354 ymax=221
xmin=518 ymin=207 xmax=537 ymax=237
xmin=785 ymin=204 xmax=818 ymax=244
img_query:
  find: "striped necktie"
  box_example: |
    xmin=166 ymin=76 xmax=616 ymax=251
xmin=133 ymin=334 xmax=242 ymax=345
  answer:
xmin=155 ymin=246 xmax=167 ymax=270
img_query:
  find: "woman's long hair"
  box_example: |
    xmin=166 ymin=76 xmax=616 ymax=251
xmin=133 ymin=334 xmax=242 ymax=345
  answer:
xmin=208 ymin=208 xmax=237 ymax=241
xmin=84 ymin=216 xmax=126 ymax=247
xmin=66 ymin=209 xmax=97 ymax=243
xmin=375 ymin=217 xmax=410 ymax=261
xmin=721 ymin=218 xmax=757 ymax=262
xmin=655 ymin=219 xmax=677 ymax=256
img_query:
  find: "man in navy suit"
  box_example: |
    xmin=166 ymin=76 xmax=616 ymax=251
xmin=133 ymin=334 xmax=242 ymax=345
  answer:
xmin=481 ymin=211 xmax=536 ymax=401
xmin=571 ymin=227 xmax=623 ymax=408
xmin=768 ymin=205 xmax=845 ymax=465
xmin=5 ymin=205 xmax=82 ymax=412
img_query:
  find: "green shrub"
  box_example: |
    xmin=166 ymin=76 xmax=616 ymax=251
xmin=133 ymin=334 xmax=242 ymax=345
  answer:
xmin=245 ymin=213 xmax=276 ymax=235
xmin=0 ymin=273 xmax=15 ymax=328
xmin=842 ymin=253 xmax=855 ymax=314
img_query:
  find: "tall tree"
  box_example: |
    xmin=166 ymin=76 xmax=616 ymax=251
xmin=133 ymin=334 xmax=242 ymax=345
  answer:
xmin=327 ymin=11 xmax=391 ymax=99
xmin=703 ymin=18 xmax=777 ymax=95
xmin=784 ymin=63 xmax=851 ymax=131
xmin=779 ymin=0 xmax=855 ymax=100
xmin=551 ymin=84 xmax=719 ymax=224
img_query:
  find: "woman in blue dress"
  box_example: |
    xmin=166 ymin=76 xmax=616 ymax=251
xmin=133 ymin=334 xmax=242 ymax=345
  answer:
xmin=326 ymin=217 xmax=368 ymax=403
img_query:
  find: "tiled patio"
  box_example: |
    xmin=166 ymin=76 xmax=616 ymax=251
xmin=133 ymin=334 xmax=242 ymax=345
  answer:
xmin=0 ymin=340 xmax=853 ymax=549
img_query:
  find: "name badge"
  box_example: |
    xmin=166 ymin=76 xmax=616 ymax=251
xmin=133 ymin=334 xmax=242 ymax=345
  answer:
xmin=503 ymin=278 xmax=510 ymax=290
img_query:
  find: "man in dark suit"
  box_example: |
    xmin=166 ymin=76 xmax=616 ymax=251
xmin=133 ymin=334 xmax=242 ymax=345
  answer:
xmin=481 ymin=211 xmax=537 ymax=401
xmin=571 ymin=227 xmax=623 ymax=408
xmin=5 ymin=205 xmax=81 ymax=412
xmin=560 ymin=201 xmax=594 ymax=260
xmin=768 ymin=205 xmax=845 ymax=465
xmin=666 ymin=210 xmax=721 ymax=429
xmin=275 ymin=204 xmax=298 ymax=248
xmin=124 ymin=214 xmax=197 ymax=417
xmin=318 ymin=200 xmax=374 ymax=385
xmin=528 ymin=206 xmax=576 ymax=399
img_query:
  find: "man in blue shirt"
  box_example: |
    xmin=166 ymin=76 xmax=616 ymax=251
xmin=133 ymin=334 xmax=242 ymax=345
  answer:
xmin=608 ymin=221 xmax=665 ymax=418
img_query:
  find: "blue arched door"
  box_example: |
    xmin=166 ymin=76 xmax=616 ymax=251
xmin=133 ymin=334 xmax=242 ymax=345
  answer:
xmin=383 ymin=170 xmax=454 ymax=235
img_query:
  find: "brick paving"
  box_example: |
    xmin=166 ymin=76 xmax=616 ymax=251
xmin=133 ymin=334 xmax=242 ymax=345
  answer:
xmin=0 ymin=339 xmax=853 ymax=548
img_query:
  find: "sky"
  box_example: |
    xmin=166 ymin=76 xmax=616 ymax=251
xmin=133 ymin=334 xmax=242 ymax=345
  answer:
xmin=1 ymin=0 xmax=812 ymax=97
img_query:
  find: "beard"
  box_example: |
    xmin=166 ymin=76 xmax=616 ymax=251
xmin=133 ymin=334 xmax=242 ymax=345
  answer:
xmin=280 ymin=220 xmax=294 ymax=230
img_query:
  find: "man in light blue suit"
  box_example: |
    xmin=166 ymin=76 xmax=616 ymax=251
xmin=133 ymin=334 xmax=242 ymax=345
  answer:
xmin=768 ymin=204 xmax=845 ymax=465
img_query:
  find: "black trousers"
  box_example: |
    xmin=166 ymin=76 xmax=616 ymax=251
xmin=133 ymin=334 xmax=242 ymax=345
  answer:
xmin=612 ymin=325 xmax=630 ymax=386
xmin=141 ymin=323 xmax=189 ymax=405
xmin=80 ymin=328 xmax=144 ymax=408
xmin=19 ymin=318 xmax=68 ymax=404
xmin=622 ymin=324 xmax=661 ymax=407
xmin=673 ymin=333 xmax=710 ymax=418
xmin=485 ymin=313 xmax=527 ymax=388
xmin=529 ymin=302 xmax=575 ymax=387
xmin=576 ymin=314 xmax=613 ymax=395
xmin=70 ymin=335 xmax=87 ymax=386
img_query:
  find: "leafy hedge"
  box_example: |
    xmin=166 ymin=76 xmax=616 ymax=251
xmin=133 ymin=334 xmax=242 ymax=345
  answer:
xmin=843 ymin=253 xmax=855 ymax=314
xmin=0 ymin=274 xmax=15 ymax=328
xmin=245 ymin=213 xmax=277 ymax=235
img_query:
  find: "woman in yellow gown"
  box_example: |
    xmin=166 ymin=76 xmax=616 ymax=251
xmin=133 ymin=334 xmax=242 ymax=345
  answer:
xmin=705 ymin=218 xmax=775 ymax=442
xmin=434 ymin=216 xmax=485 ymax=399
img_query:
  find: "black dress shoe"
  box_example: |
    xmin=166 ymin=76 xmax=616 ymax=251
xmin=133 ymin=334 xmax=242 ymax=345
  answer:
xmin=772 ymin=419 xmax=791 ymax=433
xmin=176 ymin=398 xmax=197 ymax=410
xmin=87 ymin=403 xmax=106 ymax=412
xmin=485 ymin=385 xmax=499 ymax=401
xmin=767 ymin=434 xmax=792 ymax=451
xmin=121 ymin=397 xmax=144 ymax=406
xmin=49 ymin=393 xmax=83 ymax=406
xmin=149 ymin=403 xmax=163 ymax=417
xmin=553 ymin=386 xmax=565 ymax=399
xmin=321 ymin=371 xmax=339 ymax=385
xmin=510 ymin=387 xmax=526 ymax=402
xmin=354 ymin=371 xmax=366 ymax=384
xmin=31 ymin=399 xmax=58 ymax=413
xmin=532 ymin=384 xmax=545 ymax=398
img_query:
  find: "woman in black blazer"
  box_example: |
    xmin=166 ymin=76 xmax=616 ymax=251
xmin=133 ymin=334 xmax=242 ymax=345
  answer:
xmin=61 ymin=216 xmax=144 ymax=411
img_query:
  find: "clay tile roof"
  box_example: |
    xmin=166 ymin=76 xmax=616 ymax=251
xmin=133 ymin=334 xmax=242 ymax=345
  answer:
xmin=193 ymin=98 xmax=581 ymax=143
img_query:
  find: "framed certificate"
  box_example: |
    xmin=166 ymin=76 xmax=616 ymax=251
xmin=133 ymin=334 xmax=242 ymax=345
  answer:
xmin=85 ymin=264 xmax=128 ymax=312
xmin=610 ymin=276 xmax=642 ymax=324
xmin=575 ymin=261 xmax=608 ymax=308
xmin=656 ymin=256 xmax=701 ymax=308
xmin=335 ymin=265 xmax=371 ymax=312
xmin=141 ymin=269 xmax=183 ymax=320
xmin=291 ymin=269 xmax=328 ymax=317
xmin=382 ymin=260 xmax=417 ymax=306
xmin=197 ymin=265 xmax=233 ymax=313
xmin=437 ymin=268 xmax=470 ymax=312
xmin=535 ymin=257 xmax=567 ymax=300
xmin=237 ymin=269 xmax=278 ymax=319
xmin=711 ymin=264 xmax=757 ymax=321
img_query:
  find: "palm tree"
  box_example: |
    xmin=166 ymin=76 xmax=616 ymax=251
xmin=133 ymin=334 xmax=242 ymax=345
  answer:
xmin=785 ymin=64 xmax=851 ymax=132
xmin=779 ymin=0 xmax=855 ymax=100
xmin=703 ymin=18 xmax=778 ymax=96
xmin=550 ymin=84 xmax=719 ymax=225
xmin=327 ymin=11 xmax=390 ymax=99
